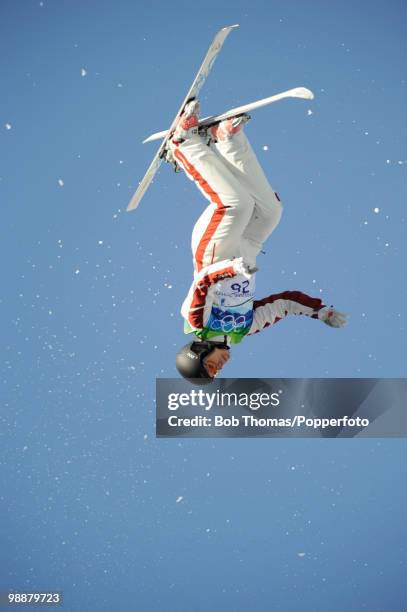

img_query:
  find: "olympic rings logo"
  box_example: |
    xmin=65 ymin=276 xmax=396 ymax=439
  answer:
xmin=209 ymin=313 xmax=250 ymax=333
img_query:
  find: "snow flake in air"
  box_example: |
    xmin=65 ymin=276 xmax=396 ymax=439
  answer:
xmin=297 ymin=552 xmax=306 ymax=558
xmin=74 ymin=269 xmax=80 ymax=275
xmin=262 ymin=145 xmax=269 ymax=151
xmin=176 ymin=496 xmax=183 ymax=503
xmin=307 ymin=109 xmax=313 ymax=116
xmin=58 ymin=179 xmax=64 ymax=187
xmin=373 ymin=207 xmax=380 ymax=214
xmin=81 ymin=68 xmax=87 ymax=77
xmin=5 ymin=123 xmax=12 ymax=130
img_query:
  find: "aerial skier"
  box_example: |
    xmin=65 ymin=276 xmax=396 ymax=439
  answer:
xmin=165 ymin=100 xmax=347 ymax=383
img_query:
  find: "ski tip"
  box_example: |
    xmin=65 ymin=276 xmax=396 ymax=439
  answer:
xmin=290 ymin=87 xmax=315 ymax=100
xmin=300 ymin=87 xmax=315 ymax=100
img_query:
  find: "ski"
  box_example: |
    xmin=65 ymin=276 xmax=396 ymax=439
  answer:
xmin=126 ymin=24 xmax=239 ymax=212
xmin=142 ymin=87 xmax=315 ymax=144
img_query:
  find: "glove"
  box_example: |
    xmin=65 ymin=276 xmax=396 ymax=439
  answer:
xmin=318 ymin=307 xmax=348 ymax=328
xmin=232 ymin=257 xmax=258 ymax=279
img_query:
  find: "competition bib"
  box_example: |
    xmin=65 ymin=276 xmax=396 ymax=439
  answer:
xmin=205 ymin=274 xmax=255 ymax=343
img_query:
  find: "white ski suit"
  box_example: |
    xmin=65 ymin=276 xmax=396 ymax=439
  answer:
xmin=169 ymin=129 xmax=326 ymax=344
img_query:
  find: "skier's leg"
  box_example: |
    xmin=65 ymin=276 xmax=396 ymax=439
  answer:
xmin=212 ymin=123 xmax=283 ymax=264
xmin=168 ymin=134 xmax=255 ymax=272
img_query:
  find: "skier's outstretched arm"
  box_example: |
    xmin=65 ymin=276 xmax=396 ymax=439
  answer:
xmin=248 ymin=290 xmax=347 ymax=335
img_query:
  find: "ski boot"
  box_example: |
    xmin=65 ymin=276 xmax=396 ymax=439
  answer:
xmin=172 ymin=99 xmax=200 ymax=143
xmin=207 ymin=113 xmax=250 ymax=143
xmin=164 ymin=99 xmax=200 ymax=170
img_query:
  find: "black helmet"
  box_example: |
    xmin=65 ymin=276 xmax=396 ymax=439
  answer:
xmin=176 ymin=338 xmax=228 ymax=385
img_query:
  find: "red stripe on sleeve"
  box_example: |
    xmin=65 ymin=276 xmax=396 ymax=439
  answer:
xmin=253 ymin=291 xmax=324 ymax=312
xmin=187 ymin=265 xmax=236 ymax=329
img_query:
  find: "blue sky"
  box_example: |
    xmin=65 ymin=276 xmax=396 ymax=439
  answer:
xmin=1 ymin=1 xmax=406 ymax=610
